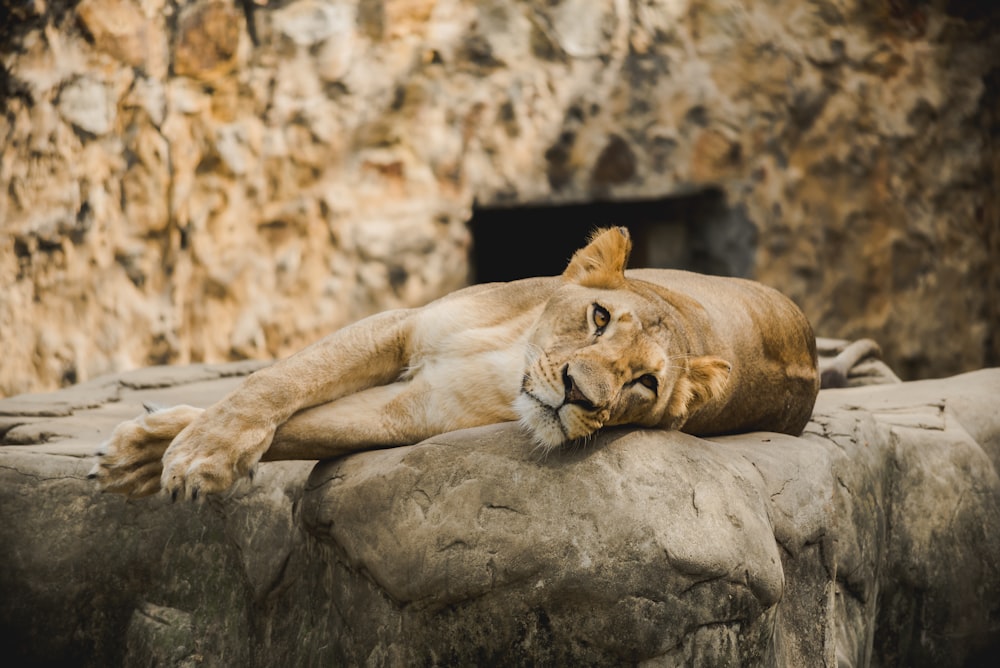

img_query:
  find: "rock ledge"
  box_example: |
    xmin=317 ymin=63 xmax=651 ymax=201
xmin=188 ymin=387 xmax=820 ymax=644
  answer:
xmin=1 ymin=364 xmax=999 ymax=666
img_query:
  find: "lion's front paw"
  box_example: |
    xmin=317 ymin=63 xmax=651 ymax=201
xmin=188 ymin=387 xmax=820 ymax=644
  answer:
xmin=159 ymin=412 xmax=273 ymax=501
xmin=89 ymin=404 xmax=205 ymax=497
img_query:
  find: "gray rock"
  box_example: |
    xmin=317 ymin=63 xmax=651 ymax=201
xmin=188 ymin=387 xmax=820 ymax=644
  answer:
xmin=1 ymin=364 xmax=998 ymax=666
xmin=124 ymin=602 xmax=200 ymax=668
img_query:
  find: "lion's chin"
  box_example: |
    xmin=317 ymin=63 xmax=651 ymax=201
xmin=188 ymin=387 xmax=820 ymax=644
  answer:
xmin=513 ymin=392 xmax=567 ymax=452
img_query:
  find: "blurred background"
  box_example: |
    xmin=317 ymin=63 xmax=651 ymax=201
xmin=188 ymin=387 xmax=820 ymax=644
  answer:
xmin=0 ymin=0 xmax=997 ymax=398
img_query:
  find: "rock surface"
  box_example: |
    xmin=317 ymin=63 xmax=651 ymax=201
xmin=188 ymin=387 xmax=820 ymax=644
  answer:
xmin=1 ymin=0 xmax=998 ymax=397
xmin=1 ymin=363 xmax=999 ymax=666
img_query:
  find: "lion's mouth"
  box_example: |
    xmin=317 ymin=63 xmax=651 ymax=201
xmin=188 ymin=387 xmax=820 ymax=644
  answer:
xmin=522 ymin=389 xmax=564 ymax=426
xmin=517 ymin=362 xmax=611 ymax=449
xmin=514 ymin=388 xmax=569 ymax=448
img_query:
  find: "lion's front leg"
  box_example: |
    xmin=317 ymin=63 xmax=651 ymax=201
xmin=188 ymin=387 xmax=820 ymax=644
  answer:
xmin=89 ymin=404 xmax=204 ymax=497
xmin=95 ymin=308 xmax=415 ymax=501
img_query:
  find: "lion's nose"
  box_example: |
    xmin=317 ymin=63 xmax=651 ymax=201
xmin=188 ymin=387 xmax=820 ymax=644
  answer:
xmin=562 ymin=365 xmax=597 ymax=411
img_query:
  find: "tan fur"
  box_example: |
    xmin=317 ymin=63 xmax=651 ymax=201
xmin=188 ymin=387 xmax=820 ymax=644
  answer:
xmin=91 ymin=227 xmax=819 ymax=500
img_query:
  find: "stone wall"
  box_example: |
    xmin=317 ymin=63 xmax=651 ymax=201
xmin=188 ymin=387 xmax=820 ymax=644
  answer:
xmin=1 ymin=0 xmax=997 ymax=397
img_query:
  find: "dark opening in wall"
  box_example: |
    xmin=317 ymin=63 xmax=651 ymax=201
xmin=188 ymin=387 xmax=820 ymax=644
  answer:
xmin=468 ymin=188 xmax=757 ymax=284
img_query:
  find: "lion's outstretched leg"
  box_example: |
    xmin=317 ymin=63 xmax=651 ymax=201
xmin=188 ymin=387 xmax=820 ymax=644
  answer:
xmin=159 ymin=382 xmax=435 ymax=501
xmin=155 ymin=310 xmax=415 ymax=502
xmin=89 ymin=404 xmax=204 ymax=497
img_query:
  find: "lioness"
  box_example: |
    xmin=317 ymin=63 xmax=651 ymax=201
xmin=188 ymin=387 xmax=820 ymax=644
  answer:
xmin=91 ymin=227 xmax=819 ymax=500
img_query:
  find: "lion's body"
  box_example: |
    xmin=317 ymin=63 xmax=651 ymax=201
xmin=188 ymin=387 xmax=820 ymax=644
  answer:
xmin=92 ymin=228 xmax=820 ymax=500
xmin=624 ymin=269 xmax=818 ymax=436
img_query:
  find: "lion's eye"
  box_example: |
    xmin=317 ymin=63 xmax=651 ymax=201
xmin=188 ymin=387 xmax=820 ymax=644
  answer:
xmin=637 ymin=374 xmax=659 ymax=393
xmin=592 ymin=304 xmax=610 ymax=332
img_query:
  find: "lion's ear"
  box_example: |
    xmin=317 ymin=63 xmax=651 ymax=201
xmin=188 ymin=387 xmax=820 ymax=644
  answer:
xmin=666 ymin=356 xmax=731 ymax=428
xmin=562 ymin=226 xmax=632 ymax=288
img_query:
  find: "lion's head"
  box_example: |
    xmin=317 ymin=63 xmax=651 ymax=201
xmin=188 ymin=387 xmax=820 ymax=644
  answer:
xmin=514 ymin=227 xmax=732 ymax=450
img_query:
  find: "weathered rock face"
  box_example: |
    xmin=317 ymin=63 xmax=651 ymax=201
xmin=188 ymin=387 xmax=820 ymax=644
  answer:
xmin=1 ymin=365 xmax=998 ymax=666
xmin=1 ymin=1 xmax=997 ymax=397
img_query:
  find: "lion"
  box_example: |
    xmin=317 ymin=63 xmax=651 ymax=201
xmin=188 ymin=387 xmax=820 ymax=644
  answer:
xmin=90 ymin=227 xmax=820 ymax=501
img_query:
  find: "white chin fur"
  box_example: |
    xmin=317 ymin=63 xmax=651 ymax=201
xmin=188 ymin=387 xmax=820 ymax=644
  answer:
xmin=513 ymin=393 xmax=566 ymax=452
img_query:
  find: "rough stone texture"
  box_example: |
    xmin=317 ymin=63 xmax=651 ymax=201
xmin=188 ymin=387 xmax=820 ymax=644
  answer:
xmin=1 ymin=1 xmax=997 ymax=398
xmin=1 ymin=363 xmax=999 ymax=666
